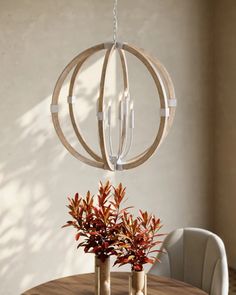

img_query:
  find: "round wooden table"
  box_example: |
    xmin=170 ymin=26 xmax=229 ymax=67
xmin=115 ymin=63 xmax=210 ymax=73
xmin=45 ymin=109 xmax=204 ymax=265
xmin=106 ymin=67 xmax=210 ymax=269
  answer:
xmin=22 ymin=272 xmax=208 ymax=295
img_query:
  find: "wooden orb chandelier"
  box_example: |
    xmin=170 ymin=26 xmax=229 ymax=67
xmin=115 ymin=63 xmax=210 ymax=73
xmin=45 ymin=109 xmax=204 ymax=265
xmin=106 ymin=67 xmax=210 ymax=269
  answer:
xmin=50 ymin=3 xmax=177 ymax=172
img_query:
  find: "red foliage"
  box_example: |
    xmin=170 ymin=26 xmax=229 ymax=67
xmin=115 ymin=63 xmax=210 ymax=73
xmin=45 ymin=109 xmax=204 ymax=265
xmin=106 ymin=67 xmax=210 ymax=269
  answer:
xmin=62 ymin=181 xmax=130 ymax=261
xmin=63 ymin=181 xmax=165 ymax=269
xmin=114 ymin=210 xmax=165 ymax=271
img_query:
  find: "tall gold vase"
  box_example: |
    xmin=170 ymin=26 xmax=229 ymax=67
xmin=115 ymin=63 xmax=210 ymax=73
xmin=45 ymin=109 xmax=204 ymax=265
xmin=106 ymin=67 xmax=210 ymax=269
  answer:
xmin=95 ymin=256 xmax=111 ymax=295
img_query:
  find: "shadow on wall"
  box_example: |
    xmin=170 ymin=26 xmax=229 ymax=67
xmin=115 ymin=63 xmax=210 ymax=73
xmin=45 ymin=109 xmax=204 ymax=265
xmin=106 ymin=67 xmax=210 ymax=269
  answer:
xmin=0 ymin=54 xmax=116 ymax=294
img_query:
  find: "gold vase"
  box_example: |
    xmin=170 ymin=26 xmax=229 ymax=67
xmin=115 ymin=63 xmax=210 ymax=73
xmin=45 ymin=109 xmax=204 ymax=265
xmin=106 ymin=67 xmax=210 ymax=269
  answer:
xmin=129 ymin=270 xmax=147 ymax=295
xmin=95 ymin=256 xmax=111 ymax=295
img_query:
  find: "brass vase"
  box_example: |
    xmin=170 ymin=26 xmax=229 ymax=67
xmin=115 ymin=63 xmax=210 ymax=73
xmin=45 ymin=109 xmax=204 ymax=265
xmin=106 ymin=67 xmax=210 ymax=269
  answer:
xmin=129 ymin=270 xmax=147 ymax=295
xmin=95 ymin=256 xmax=111 ymax=295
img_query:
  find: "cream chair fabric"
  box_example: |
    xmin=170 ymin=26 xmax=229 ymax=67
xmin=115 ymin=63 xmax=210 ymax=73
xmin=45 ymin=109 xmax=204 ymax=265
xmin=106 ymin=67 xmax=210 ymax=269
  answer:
xmin=149 ymin=228 xmax=228 ymax=295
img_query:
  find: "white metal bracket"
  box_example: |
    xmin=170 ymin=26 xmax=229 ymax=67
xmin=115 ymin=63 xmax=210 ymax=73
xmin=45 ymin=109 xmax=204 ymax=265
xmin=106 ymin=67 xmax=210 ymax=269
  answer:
xmin=104 ymin=42 xmax=124 ymax=50
xmin=168 ymin=98 xmax=177 ymax=107
xmin=67 ymin=95 xmax=76 ymax=104
xmin=116 ymin=158 xmax=123 ymax=171
xmin=160 ymin=108 xmax=170 ymax=117
xmin=50 ymin=104 xmax=59 ymax=113
xmin=97 ymin=112 xmax=104 ymax=121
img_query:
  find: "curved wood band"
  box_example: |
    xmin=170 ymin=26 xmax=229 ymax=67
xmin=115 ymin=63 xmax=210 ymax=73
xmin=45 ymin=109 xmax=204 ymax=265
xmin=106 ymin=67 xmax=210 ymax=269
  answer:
xmin=68 ymin=51 xmax=103 ymax=163
xmin=97 ymin=45 xmax=116 ymax=170
xmin=121 ymin=43 xmax=168 ymax=170
xmin=51 ymin=43 xmax=106 ymax=169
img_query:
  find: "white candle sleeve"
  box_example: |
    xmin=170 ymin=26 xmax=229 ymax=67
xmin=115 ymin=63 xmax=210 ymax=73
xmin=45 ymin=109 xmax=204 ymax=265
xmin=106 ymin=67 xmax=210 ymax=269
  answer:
xmin=124 ymin=98 xmax=129 ymax=116
xmin=119 ymin=99 xmax=123 ymax=120
xmin=108 ymin=104 xmax=112 ymax=125
xmin=130 ymin=109 xmax=134 ymax=128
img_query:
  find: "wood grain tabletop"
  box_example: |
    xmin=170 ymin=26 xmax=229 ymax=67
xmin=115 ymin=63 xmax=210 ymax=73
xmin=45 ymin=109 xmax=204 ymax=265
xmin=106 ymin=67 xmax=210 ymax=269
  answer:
xmin=22 ymin=272 xmax=208 ymax=295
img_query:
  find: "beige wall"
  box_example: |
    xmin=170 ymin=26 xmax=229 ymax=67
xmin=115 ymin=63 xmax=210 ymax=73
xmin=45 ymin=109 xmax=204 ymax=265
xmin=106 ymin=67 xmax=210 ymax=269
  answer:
xmin=0 ymin=0 xmax=218 ymax=294
xmin=213 ymin=0 xmax=236 ymax=269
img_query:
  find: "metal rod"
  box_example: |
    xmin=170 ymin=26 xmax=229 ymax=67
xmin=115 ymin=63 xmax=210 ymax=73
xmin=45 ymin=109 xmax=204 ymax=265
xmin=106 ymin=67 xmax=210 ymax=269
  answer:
xmin=113 ymin=0 xmax=118 ymax=44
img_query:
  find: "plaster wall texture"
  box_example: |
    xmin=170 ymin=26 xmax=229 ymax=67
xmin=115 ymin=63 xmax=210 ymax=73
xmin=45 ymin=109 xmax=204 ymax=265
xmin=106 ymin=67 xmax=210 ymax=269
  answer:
xmin=0 ymin=0 xmax=217 ymax=294
xmin=213 ymin=0 xmax=236 ymax=270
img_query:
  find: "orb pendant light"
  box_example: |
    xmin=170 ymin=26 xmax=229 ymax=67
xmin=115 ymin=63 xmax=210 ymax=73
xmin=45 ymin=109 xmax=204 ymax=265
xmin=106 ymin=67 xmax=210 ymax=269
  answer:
xmin=50 ymin=1 xmax=177 ymax=171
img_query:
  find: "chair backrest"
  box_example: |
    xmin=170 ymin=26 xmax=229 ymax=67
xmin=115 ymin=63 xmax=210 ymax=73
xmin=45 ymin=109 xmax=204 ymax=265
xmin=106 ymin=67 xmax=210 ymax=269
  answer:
xmin=149 ymin=228 xmax=229 ymax=295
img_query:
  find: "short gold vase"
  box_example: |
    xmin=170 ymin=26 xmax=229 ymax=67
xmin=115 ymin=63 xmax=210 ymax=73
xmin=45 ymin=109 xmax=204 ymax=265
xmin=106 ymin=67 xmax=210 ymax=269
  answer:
xmin=129 ymin=270 xmax=147 ymax=295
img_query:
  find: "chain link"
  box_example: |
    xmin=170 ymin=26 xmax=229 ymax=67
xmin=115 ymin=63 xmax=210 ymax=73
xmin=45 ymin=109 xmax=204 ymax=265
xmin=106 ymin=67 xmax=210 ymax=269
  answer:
xmin=113 ymin=0 xmax=118 ymax=44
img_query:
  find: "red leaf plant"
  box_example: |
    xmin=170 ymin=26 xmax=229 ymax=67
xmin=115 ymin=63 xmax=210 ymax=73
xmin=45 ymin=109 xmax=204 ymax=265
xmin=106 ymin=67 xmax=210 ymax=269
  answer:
xmin=114 ymin=210 xmax=165 ymax=271
xmin=62 ymin=181 xmax=130 ymax=261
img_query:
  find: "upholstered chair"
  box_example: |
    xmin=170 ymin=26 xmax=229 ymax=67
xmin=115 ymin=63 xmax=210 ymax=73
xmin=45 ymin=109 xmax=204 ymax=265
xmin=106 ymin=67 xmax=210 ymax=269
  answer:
xmin=149 ymin=227 xmax=229 ymax=295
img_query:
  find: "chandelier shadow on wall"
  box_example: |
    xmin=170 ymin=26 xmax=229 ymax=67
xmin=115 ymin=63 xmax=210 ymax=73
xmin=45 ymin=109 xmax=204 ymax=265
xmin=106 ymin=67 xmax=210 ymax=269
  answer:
xmin=50 ymin=1 xmax=177 ymax=171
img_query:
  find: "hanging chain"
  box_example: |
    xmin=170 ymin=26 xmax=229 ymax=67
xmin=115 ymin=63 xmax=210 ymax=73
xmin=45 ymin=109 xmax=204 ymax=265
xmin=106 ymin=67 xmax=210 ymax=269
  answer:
xmin=113 ymin=0 xmax=118 ymax=45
